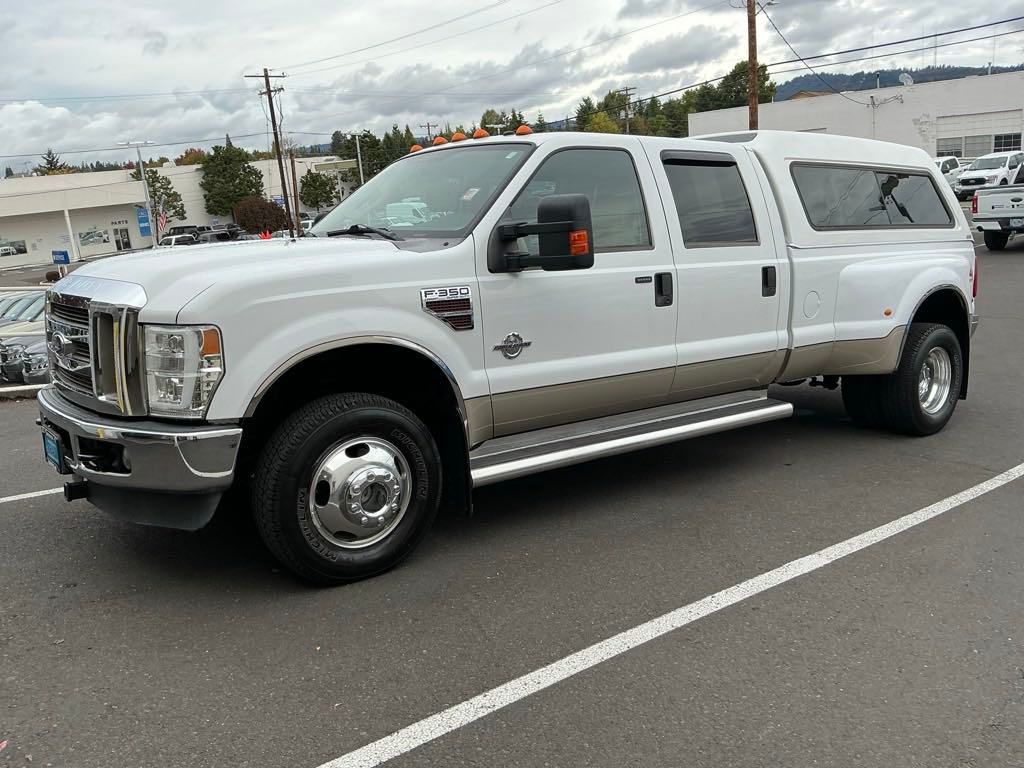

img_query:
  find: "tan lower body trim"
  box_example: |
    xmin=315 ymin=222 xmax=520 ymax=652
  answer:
xmin=490 ymin=368 xmax=674 ymax=437
xmin=487 ymin=350 xmax=784 ymax=439
xmin=782 ymin=327 xmax=906 ymax=380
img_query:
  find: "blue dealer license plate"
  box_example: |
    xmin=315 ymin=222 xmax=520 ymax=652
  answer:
xmin=42 ymin=429 xmax=65 ymax=472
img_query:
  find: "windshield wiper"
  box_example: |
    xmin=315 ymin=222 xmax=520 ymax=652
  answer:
xmin=324 ymin=224 xmax=403 ymax=241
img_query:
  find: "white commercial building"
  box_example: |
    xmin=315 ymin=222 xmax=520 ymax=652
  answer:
xmin=0 ymin=155 xmax=354 ymax=269
xmin=689 ymin=70 xmax=1024 ymax=159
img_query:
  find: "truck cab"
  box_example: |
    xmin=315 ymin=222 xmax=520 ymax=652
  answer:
xmin=37 ymin=130 xmax=978 ymax=584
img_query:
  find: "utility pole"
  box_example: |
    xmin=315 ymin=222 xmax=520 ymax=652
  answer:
xmin=746 ymin=0 xmax=759 ymax=130
xmin=290 ymin=152 xmax=302 ymax=233
xmin=419 ymin=122 xmax=437 ymax=142
xmin=118 ymin=139 xmax=157 ymax=248
xmin=354 ymin=134 xmax=365 ymax=186
xmin=616 ymin=86 xmax=636 ymax=134
xmin=245 ymin=68 xmax=294 ymax=237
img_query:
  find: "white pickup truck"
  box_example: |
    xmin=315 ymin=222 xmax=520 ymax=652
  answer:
xmin=972 ymin=183 xmax=1024 ymax=250
xmin=37 ymin=130 xmax=978 ymax=584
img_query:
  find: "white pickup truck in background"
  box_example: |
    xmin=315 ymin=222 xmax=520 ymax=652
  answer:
xmin=37 ymin=130 xmax=978 ymax=584
xmin=973 ymin=184 xmax=1024 ymax=250
xmin=956 ymin=150 xmax=1024 ymax=197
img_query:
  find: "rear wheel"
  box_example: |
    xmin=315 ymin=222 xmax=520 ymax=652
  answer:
xmin=877 ymin=323 xmax=963 ymax=436
xmin=984 ymin=231 xmax=1009 ymax=251
xmin=251 ymin=393 xmax=442 ymax=584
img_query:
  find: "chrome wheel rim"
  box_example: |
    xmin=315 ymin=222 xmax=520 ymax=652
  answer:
xmin=308 ymin=437 xmax=411 ymax=549
xmin=918 ymin=347 xmax=952 ymax=415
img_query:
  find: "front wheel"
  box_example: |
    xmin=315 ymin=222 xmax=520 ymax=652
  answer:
xmin=251 ymin=393 xmax=442 ymax=584
xmin=984 ymin=231 xmax=1009 ymax=251
xmin=878 ymin=323 xmax=963 ymax=436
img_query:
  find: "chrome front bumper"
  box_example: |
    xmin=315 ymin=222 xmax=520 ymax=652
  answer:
xmin=37 ymin=387 xmax=241 ymax=495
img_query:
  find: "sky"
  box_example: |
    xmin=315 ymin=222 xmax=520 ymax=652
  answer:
xmin=1 ymin=0 xmax=1022 ymax=168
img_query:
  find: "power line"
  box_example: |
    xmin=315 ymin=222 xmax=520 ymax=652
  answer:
xmin=0 ymin=132 xmax=269 ymax=160
xmin=767 ymin=28 xmax=1024 ymax=76
xmin=286 ymin=0 xmax=565 ymax=78
xmin=758 ymin=3 xmax=870 ymax=105
xmin=281 ymin=0 xmax=514 ymax=70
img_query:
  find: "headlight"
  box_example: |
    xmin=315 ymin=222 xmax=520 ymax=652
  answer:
xmin=143 ymin=325 xmax=224 ymax=418
xmin=24 ymin=352 xmax=48 ymax=371
xmin=986 ymin=176 xmax=997 ymax=183
xmin=2 ymin=343 xmax=25 ymax=362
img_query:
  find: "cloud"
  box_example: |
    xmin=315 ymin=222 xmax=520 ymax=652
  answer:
xmin=626 ymin=25 xmax=739 ymax=72
xmin=142 ymin=30 xmax=168 ymax=56
xmin=618 ymin=0 xmax=681 ymax=18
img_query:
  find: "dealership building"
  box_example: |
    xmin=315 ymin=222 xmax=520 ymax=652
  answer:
xmin=689 ymin=70 xmax=1024 ymax=159
xmin=0 ymin=156 xmax=354 ymax=269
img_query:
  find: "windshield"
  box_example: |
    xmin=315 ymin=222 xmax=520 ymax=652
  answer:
xmin=14 ymin=294 xmax=44 ymax=320
xmin=311 ymin=144 xmax=533 ymax=238
xmin=973 ymin=156 xmax=1008 ymax=170
xmin=0 ymin=294 xmax=26 ymax=315
xmin=2 ymin=294 xmax=36 ymax=319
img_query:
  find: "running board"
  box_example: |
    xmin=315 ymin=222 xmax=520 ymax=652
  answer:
xmin=470 ymin=391 xmax=793 ymax=487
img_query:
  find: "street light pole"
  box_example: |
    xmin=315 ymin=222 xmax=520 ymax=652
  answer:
xmin=119 ymin=139 xmax=157 ymax=248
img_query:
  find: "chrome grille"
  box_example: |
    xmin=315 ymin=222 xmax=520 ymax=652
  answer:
xmin=48 ymin=295 xmax=94 ymax=398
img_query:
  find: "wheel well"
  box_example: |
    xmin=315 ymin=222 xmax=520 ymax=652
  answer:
xmin=241 ymin=344 xmax=471 ymax=515
xmin=911 ymin=288 xmax=970 ymax=398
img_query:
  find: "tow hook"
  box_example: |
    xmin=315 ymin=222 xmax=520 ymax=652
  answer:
xmin=63 ymin=480 xmax=89 ymax=502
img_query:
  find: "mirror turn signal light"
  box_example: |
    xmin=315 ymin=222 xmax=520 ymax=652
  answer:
xmin=569 ymin=230 xmax=589 ymax=256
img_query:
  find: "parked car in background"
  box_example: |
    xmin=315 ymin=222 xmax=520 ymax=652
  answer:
xmin=0 ymin=246 xmax=17 ymax=257
xmin=934 ymin=156 xmax=962 ymax=186
xmin=165 ymin=225 xmax=199 ymax=238
xmin=956 ymin=151 xmax=1024 ymax=196
xmin=0 ymin=293 xmax=44 ymax=329
xmin=20 ymin=339 xmax=50 ymax=385
xmin=972 ymin=183 xmax=1024 ymax=250
xmin=196 ymin=231 xmax=233 ymax=244
xmin=211 ymin=223 xmax=244 ymax=239
xmin=0 ymin=299 xmax=44 ymax=337
xmin=0 ymin=335 xmax=40 ymax=382
xmin=236 ymin=233 xmax=264 ymax=241
xmin=0 ymin=292 xmax=31 ymax=317
xmin=158 ymin=234 xmax=197 ymax=247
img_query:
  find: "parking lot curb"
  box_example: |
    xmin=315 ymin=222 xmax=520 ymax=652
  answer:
xmin=0 ymin=384 xmax=44 ymax=400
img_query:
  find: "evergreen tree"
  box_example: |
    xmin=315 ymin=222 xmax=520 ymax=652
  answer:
xmin=3 ymin=166 xmax=13 ymax=178
xmin=37 ymin=148 xmax=70 ymax=175
xmin=130 ymin=168 xmax=187 ymax=223
xmin=225 ymin=133 xmax=234 ymax=148
xmin=198 ymin=145 xmax=263 ymax=216
xmin=299 ymin=169 xmax=338 ymax=211
xmin=574 ymin=97 xmax=596 ymax=131
xmin=534 ymin=113 xmax=548 ymax=133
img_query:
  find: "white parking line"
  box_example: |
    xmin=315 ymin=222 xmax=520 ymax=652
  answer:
xmin=317 ymin=461 xmax=1024 ymax=768
xmin=0 ymin=488 xmax=62 ymax=505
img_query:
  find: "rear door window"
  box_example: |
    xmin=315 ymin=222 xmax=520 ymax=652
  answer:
xmin=662 ymin=158 xmax=758 ymax=246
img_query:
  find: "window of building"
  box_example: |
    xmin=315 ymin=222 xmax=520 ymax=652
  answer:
xmin=792 ymin=164 xmax=952 ymax=229
xmin=964 ymin=135 xmax=993 ymax=158
xmin=936 ymin=137 xmax=963 ymax=158
xmin=505 ymin=148 xmax=650 ymax=252
xmin=994 ymin=133 xmax=1022 ymax=152
xmin=662 ymin=159 xmax=757 ymax=246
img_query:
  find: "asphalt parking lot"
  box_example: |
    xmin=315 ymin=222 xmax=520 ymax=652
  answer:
xmin=2 ymin=236 xmax=1023 ymax=768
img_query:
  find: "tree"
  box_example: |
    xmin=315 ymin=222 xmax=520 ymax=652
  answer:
xmin=174 ymin=147 xmax=208 ymax=165
xmin=4 ymin=166 xmax=13 ymax=178
xmin=574 ymin=97 xmax=596 ymax=131
xmin=480 ymin=109 xmax=502 ymax=131
xmin=693 ymin=61 xmax=775 ymax=113
xmin=299 ymin=169 xmax=338 ymax=212
xmin=37 ymin=148 xmax=70 ymax=175
xmin=585 ymin=112 xmax=621 ymax=134
xmin=233 ymin=195 xmax=289 ymax=234
xmin=199 ymin=145 xmax=264 ymax=216
xmin=131 ymin=167 xmax=186 ymax=225
xmin=225 ymin=133 xmax=234 ymax=148
xmin=534 ymin=113 xmax=548 ymax=133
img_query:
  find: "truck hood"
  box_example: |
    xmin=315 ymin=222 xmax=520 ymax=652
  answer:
xmin=71 ymin=237 xmax=406 ymax=321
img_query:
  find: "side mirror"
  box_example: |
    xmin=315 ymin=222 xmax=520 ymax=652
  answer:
xmin=495 ymin=193 xmax=594 ymax=272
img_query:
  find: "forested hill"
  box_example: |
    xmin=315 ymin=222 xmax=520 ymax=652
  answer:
xmin=775 ymin=64 xmax=1024 ymax=100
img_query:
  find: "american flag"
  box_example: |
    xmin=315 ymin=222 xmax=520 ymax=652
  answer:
xmin=157 ymin=209 xmax=168 ymax=236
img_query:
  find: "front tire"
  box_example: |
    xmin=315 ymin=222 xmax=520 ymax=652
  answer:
xmin=251 ymin=393 xmax=442 ymax=584
xmin=878 ymin=323 xmax=963 ymax=436
xmin=984 ymin=231 xmax=1009 ymax=251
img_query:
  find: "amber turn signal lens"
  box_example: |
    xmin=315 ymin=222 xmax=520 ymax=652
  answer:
xmin=569 ymin=230 xmax=589 ymax=256
xmin=515 ymin=125 xmax=533 ymax=135
xmin=409 ymin=144 xmax=423 ymax=152
xmin=432 ymin=136 xmax=449 ymax=145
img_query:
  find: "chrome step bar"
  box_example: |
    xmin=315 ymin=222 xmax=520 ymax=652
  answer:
xmin=470 ymin=391 xmax=793 ymax=487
